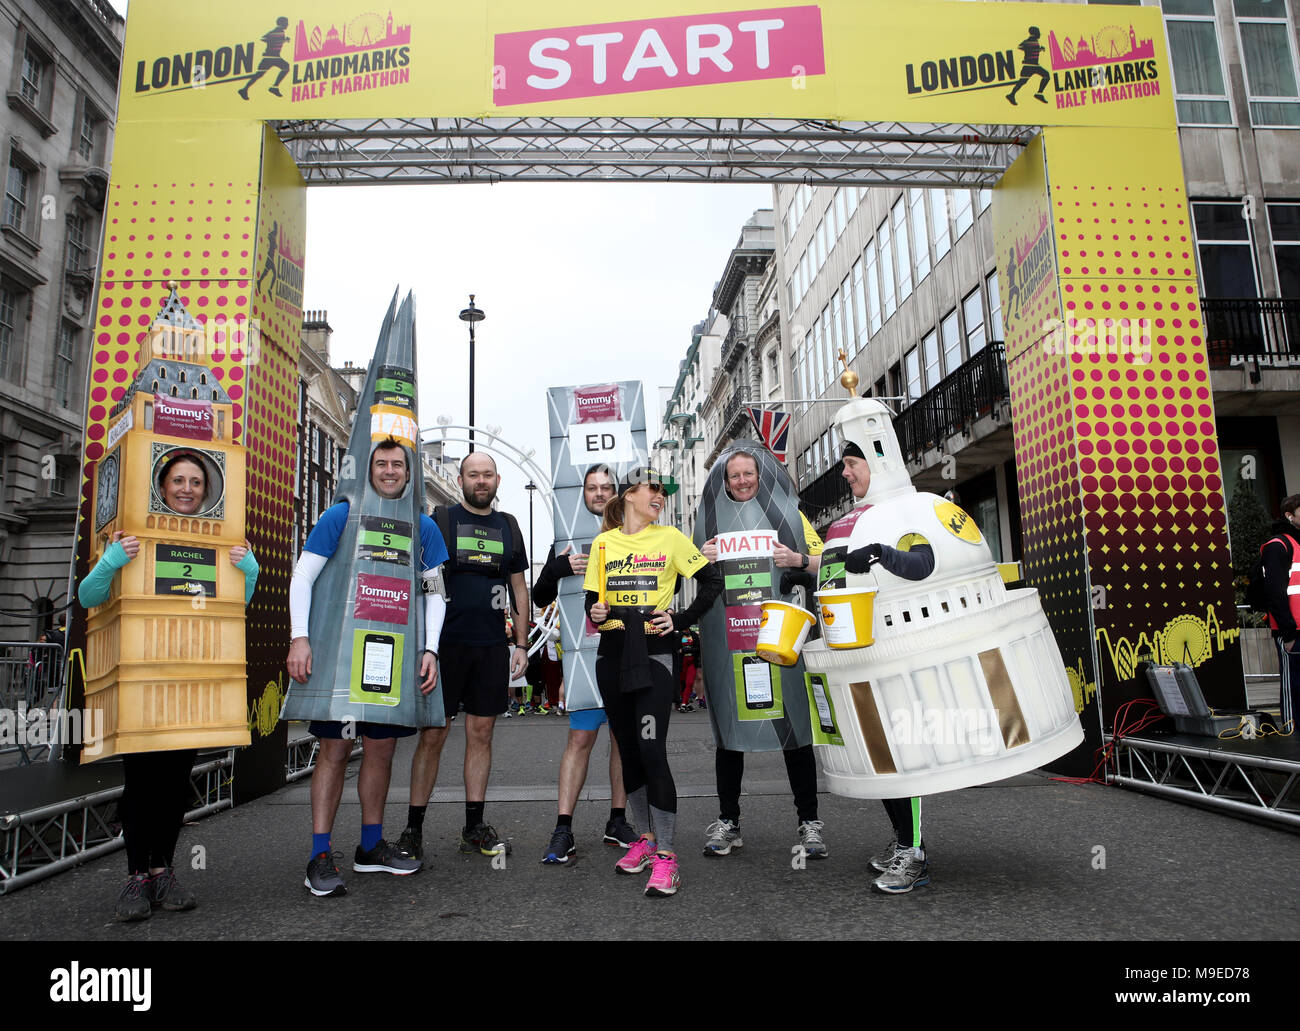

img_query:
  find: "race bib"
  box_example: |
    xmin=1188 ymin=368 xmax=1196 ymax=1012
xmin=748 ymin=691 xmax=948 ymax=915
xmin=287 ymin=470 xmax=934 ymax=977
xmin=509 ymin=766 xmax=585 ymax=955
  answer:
xmin=357 ymin=516 xmax=413 ymax=566
xmin=606 ymin=574 xmax=657 ymax=612
xmin=154 ymin=544 xmax=217 ymax=597
xmin=818 ymin=545 xmax=848 ymax=590
xmin=456 ymin=523 xmax=504 ymax=574
xmin=722 ymin=557 xmax=772 ymax=607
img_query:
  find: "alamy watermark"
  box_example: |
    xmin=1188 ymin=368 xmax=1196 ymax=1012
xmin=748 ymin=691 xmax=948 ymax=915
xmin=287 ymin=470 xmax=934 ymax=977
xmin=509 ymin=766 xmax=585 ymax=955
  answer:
xmin=1040 ymin=316 xmax=1152 ymax=364
xmin=0 ymin=705 xmax=104 ymax=756
xmin=889 ymin=703 xmax=998 ymax=754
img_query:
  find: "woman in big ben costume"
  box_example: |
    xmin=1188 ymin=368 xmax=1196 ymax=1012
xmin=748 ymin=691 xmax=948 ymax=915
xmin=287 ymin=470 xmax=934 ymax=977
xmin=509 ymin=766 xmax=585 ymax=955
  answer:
xmin=80 ymin=287 xmax=258 ymax=921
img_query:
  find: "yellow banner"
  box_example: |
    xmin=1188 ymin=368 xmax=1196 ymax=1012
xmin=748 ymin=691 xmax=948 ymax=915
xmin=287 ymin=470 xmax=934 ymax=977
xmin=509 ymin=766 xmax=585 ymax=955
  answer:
xmin=119 ymin=0 xmax=1174 ymax=127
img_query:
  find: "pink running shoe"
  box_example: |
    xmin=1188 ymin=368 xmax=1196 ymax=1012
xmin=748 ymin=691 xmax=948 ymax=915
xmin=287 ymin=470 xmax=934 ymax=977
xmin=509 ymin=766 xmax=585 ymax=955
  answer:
xmin=644 ymin=851 xmax=680 ymax=897
xmin=615 ymin=835 xmax=657 ymax=875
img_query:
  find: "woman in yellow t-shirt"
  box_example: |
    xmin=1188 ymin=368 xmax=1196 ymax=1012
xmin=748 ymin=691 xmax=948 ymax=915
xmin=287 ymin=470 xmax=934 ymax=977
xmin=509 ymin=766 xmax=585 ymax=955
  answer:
xmin=583 ymin=467 xmax=721 ymax=898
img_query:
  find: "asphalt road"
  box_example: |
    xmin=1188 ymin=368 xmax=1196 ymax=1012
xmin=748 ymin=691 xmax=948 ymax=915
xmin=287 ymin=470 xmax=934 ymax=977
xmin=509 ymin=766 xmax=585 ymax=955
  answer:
xmin=4 ymin=709 xmax=1298 ymax=941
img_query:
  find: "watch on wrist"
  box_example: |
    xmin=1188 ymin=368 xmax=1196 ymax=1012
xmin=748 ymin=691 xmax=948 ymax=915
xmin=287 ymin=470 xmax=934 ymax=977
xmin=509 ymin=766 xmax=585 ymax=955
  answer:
xmin=800 ymin=552 xmax=810 ymax=570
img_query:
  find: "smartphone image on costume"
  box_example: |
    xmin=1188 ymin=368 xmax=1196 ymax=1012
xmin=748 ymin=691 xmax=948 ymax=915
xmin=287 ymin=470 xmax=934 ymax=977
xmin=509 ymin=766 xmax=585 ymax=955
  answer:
xmin=361 ymin=634 xmax=395 ymax=692
xmin=810 ymin=676 xmax=836 ymax=734
xmin=742 ymin=655 xmax=774 ymax=709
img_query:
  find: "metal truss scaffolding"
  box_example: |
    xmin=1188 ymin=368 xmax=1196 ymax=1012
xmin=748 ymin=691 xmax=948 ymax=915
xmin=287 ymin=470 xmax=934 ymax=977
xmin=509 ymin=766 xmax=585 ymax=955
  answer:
xmin=273 ymin=117 xmax=1029 ymax=187
xmin=0 ymin=751 xmax=235 ymax=895
xmin=285 ymin=732 xmax=362 ymax=782
xmin=1107 ymin=734 xmax=1300 ymax=831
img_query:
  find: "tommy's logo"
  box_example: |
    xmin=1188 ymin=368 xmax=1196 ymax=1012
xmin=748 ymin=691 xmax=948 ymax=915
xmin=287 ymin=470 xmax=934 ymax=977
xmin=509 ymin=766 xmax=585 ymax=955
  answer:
xmin=573 ymin=384 xmax=622 ymax=424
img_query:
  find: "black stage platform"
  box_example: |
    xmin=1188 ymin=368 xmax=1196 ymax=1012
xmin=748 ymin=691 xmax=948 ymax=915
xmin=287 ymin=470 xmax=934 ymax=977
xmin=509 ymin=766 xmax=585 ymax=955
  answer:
xmin=1108 ymin=728 xmax=1299 ymax=830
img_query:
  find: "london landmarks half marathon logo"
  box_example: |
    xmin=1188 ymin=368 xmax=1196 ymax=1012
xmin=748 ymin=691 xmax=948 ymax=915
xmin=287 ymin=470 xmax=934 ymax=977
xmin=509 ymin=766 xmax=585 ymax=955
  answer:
xmin=131 ymin=10 xmax=412 ymax=104
xmin=1003 ymin=210 xmax=1053 ymax=322
xmin=904 ymin=21 xmax=1160 ymax=111
xmin=257 ymin=219 xmax=305 ymax=313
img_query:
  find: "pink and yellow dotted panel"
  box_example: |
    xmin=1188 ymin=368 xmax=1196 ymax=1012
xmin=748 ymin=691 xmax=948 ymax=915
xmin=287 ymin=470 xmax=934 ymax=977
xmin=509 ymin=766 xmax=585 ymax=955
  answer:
xmin=1048 ymin=127 xmax=1235 ymax=643
xmin=996 ymin=126 xmax=1239 ymax=697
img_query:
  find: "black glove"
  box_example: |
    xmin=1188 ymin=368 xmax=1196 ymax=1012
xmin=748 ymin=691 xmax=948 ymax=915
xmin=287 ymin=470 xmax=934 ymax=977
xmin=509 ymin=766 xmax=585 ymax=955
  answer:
xmin=779 ymin=569 xmax=815 ymax=595
xmin=844 ymin=543 xmax=883 ymax=574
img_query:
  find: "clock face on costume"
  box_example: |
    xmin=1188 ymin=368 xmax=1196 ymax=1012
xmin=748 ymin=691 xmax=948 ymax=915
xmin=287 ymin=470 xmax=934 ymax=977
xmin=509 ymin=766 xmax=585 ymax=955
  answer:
xmin=95 ymin=453 xmax=120 ymax=531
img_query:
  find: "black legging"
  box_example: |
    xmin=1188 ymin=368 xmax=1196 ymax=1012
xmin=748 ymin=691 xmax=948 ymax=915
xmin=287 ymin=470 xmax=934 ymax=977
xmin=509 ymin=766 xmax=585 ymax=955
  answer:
xmin=716 ymin=744 xmax=818 ymax=824
xmin=882 ymin=796 xmax=922 ymax=850
xmin=120 ymin=750 xmax=196 ymax=874
xmin=597 ymin=635 xmax=677 ymax=814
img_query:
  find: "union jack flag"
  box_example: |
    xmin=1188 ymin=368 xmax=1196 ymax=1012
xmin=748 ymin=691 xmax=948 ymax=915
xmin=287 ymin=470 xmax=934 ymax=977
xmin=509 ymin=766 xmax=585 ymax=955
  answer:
xmin=747 ymin=407 xmax=791 ymax=463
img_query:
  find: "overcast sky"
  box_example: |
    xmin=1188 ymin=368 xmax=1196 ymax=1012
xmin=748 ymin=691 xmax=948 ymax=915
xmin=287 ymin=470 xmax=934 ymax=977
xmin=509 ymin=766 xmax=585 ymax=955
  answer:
xmin=305 ymin=182 xmax=771 ymax=545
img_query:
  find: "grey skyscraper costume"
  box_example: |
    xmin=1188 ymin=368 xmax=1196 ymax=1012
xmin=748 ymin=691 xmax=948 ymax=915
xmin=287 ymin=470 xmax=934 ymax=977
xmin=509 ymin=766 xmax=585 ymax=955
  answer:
xmin=694 ymin=443 xmax=814 ymax=751
xmin=544 ymin=381 xmax=648 ymax=712
xmin=280 ymin=290 xmax=444 ymax=728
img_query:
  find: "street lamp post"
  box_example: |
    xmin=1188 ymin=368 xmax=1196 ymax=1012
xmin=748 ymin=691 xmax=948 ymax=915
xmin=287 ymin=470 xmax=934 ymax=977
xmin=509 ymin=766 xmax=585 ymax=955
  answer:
xmin=525 ymin=479 xmax=538 ymax=595
xmin=459 ymin=294 xmax=485 ymax=453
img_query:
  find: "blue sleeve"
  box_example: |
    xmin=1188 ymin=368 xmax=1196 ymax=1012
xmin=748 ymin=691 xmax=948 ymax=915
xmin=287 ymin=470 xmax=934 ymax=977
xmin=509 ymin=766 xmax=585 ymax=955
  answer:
xmin=78 ymin=541 xmax=131 ymax=608
xmin=420 ymin=513 xmax=449 ymax=572
xmin=236 ymin=550 xmax=260 ymax=606
xmin=303 ymin=502 xmax=349 ymax=558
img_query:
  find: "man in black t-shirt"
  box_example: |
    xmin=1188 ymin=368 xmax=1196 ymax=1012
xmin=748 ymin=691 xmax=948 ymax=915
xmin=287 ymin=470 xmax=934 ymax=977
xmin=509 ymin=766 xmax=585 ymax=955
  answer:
xmin=397 ymin=452 xmax=529 ymax=860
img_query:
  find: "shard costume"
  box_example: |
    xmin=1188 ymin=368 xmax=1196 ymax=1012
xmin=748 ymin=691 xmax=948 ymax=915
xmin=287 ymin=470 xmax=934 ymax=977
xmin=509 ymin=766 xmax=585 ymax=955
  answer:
xmin=280 ymin=290 xmax=447 ymax=728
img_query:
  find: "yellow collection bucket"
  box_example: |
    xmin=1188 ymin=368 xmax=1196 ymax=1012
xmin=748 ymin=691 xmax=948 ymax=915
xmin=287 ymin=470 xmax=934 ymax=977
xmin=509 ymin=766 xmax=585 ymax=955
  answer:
xmin=755 ymin=600 xmax=816 ymax=666
xmin=815 ymin=587 xmax=877 ymax=649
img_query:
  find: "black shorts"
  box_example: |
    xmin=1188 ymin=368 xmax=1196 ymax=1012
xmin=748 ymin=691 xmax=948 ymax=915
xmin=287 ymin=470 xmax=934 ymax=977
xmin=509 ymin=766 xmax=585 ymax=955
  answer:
xmin=309 ymin=720 xmax=416 ymax=741
xmin=440 ymin=642 xmax=510 ymax=718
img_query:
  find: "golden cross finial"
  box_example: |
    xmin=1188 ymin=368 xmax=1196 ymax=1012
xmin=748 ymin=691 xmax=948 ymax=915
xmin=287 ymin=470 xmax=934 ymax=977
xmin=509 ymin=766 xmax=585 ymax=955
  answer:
xmin=837 ymin=349 xmax=859 ymax=394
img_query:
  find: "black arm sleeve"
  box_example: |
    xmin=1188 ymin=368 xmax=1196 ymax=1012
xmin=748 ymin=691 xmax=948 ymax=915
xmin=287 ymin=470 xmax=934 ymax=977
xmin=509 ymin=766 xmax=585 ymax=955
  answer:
xmin=673 ymin=562 xmax=724 ymax=631
xmin=531 ymin=545 xmax=573 ymax=609
xmin=878 ymin=543 xmax=936 ymax=582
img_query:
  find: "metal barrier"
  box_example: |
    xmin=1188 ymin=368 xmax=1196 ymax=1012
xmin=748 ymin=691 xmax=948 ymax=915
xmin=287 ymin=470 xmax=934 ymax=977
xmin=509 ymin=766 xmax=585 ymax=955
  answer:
xmin=0 ymin=750 xmax=234 ymax=894
xmin=0 ymin=642 xmax=67 ymax=764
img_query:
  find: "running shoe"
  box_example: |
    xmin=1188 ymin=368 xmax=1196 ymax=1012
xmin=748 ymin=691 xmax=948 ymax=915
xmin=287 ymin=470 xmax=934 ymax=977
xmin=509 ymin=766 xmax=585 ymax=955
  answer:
xmin=148 ymin=867 xmax=197 ymax=911
xmin=541 ymin=825 xmax=576 ymax=864
xmin=702 ymin=818 xmax=743 ymax=857
xmin=797 ymin=820 xmax=829 ymax=860
xmin=603 ymin=815 xmax=637 ymax=848
xmin=395 ymin=826 xmax=423 ymax=862
xmin=304 ymin=851 xmax=347 ymax=897
xmin=353 ymin=839 xmax=420 ymax=875
xmin=615 ymin=834 xmax=657 ymax=875
xmin=872 ymin=847 xmax=930 ymax=894
xmin=644 ymin=851 xmax=681 ymax=897
xmin=115 ymin=873 xmax=152 ymax=921
xmin=869 ymin=838 xmax=903 ymax=872
xmin=460 ymin=822 xmax=512 ymax=857
xmin=536 ymin=704 xmax=551 ymax=715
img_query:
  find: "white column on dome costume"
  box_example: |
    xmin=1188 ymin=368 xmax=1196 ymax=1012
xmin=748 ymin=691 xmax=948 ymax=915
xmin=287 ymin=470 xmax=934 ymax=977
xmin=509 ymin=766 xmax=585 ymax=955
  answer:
xmin=802 ymin=398 xmax=1083 ymax=798
xmin=545 ymin=382 xmax=648 ymax=711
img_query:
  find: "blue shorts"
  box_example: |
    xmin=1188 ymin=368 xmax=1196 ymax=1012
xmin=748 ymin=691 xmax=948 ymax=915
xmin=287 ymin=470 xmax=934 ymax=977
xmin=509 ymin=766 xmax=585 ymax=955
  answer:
xmin=568 ymin=707 xmax=608 ymax=732
xmin=309 ymin=720 xmax=416 ymax=740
